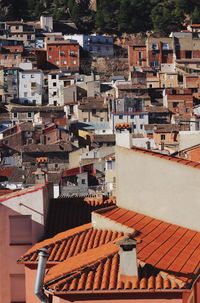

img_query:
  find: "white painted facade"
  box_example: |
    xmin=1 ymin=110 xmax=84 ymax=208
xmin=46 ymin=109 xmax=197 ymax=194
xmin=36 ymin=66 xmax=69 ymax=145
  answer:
xmin=64 ymin=34 xmax=114 ymax=57
xmin=18 ymin=70 xmax=43 ymax=105
xmin=116 ymin=145 xmax=200 ymax=231
xmin=48 ymin=73 xmax=75 ymax=106
xmin=111 ymin=112 xmax=149 ymax=134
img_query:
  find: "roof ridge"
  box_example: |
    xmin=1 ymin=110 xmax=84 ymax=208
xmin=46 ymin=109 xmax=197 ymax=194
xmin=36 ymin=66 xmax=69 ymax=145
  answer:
xmin=130 ymin=146 xmax=200 ymax=170
xmin=44 ymin=242 xmax=119 ymax=285
xmin=19 ymin=223 xmax=93 ymax=259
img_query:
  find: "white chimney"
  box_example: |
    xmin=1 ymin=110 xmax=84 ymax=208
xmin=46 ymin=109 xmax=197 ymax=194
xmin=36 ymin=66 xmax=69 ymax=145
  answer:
xmin=117 ymin=236 xmax=138 ymax=281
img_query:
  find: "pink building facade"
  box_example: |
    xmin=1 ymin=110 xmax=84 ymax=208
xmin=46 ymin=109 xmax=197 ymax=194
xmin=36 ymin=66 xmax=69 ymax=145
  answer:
xmin=0 ymin=183 xmax=52 ymax=303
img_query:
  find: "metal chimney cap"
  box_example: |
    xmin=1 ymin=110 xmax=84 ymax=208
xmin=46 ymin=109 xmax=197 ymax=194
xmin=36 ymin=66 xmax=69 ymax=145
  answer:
xmin=37 ymin=248 xmax=49 ymax=257
xmin=117 ymin=236 xmax=137 ymax=251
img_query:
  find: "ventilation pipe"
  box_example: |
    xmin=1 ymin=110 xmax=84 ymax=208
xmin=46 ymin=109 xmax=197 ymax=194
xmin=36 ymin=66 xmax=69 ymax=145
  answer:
xmin=34 ymin=248 xmax=49 ymax=303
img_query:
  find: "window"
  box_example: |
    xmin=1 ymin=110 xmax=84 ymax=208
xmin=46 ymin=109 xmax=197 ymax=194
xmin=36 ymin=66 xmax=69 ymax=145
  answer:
xmin=31 ymin=82 xmax=36 ymax=88
xmin=52 ymin=92 xmax=57 ymax=96
xmin=173 ymin=102 xmax=178 ymax=108
xmin=13 ymin=112 xmax=17 ymax=118
xmin=152 ymin=43 xmax=158 ymax=50
xmin=15 ymin=26 xmax=19 ymax=30
xmin=130 ymin=115 xmax=134 ymax=119
xmin=10 ymin=274 xmax=25 ymax=302
xmin=22 ymin=75 xmax=25 ymax=78
xmin=100 ymin=118 xmax=104 ymax=121
xmin=82 ymin=179 xmax=86 ymax=184
xmin=53 ymin=101 xmax=57 ymax=106
xmin=119 ymin=115 xmax=123 ymax=119
xmin=24 ymin=92 xmax=28 ymax=97
xmin=24 ymin=84 xmax=27 ymax=88
xmin=162 ymin=43 xmax=169 ymax=50
xmin=31 ymin=92 xmax=35 ymax=96
xmin=53 ymin=82 xmax=57 ymax=87
xmin=140 ymin=125 xmax=143 ymax=129
xmin=27 ymin=35 xmax=31 ymax=40
xmin=185 ymin=51 xmax=192 ymax=58
xmin=4 ymin=54 xmax=8 ymax=59
xmin=9 ymin=215 xmax=32 ymax=245
xmin=138 ymin=51 xmax=142 ymax=60
xmin=161 ymin=134 xmax=165 ymax=140
xmin=55 ymin=164 xmax=58 ymax=168
xmin=31 ymin=74 xmax=35 ymax=78
xmin=139 ymin=114 xmax=144 ymax=119
xmin=51 ymin=74 xmax=56 ymax=79
xmin=64 ymin=81 xmax=70 ymax=87
xmin=92 ymin=109 xmax=96 ymax=115
xmin=28 ymin=112 xmax=32 ymax=118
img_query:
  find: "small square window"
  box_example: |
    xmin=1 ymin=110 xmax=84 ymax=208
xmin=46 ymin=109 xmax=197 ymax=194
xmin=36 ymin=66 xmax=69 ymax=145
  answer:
xmin=53 ymin=82 xmax=57 ymax=87
xmin=28 ymin=112 xmax=32 ymax=118
xmin=130 ymin=115 xmax=134 ymax=119
xmin=51 ymin=74 xmax=56 ymax=79
xmin=161 ymin=134 xmax=165 ymax=140
xmin=82 ymin=179 xmax=86 ymax=185
xmin=31 ymin=75 xmax=34 ymax=78
xmin=119 ymin=115 xmax=123 ymax=119
xmin=9 ymin=215 xmax=32 ymax=245
xmin=139 ymin=114 xmax=144 ymax=119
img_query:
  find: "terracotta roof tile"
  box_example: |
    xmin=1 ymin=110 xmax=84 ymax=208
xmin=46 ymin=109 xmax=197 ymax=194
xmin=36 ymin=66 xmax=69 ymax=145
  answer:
xmin=44 ymin=243 xmax=186 ymax=293
xmin=18 ymin=223 xmax=123 ymax=263
xmin=131 ymin=147 xmax=200 ymax=170
xmin=84 ymin=196 xmax=116 ymax=207
xmin=99 ymin=207 xmax=200 ymax=279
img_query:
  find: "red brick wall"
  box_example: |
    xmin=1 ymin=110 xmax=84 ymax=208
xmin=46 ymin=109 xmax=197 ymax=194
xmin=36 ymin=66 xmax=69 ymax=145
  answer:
xmin=47 ymin=43 xmax=79 ymax=71
xmin=166 ymin=90 xmax=193 ymax=115
xmin=128 ymin=45 xmax=147 ymax=68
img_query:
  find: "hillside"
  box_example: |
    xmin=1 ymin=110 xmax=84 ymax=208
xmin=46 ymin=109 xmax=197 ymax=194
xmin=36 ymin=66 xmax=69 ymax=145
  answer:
xmin=1 ymin=0 xmax=200 ymax=34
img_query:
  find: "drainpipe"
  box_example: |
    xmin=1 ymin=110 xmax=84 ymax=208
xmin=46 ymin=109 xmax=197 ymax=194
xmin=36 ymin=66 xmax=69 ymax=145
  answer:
xmin=34 ymin=248 xmax=49 ymax=303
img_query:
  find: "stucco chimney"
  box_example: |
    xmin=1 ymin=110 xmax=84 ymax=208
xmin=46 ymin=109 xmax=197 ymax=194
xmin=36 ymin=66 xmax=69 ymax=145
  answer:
xmin=117 ymin=236 xmax=138 ymax=281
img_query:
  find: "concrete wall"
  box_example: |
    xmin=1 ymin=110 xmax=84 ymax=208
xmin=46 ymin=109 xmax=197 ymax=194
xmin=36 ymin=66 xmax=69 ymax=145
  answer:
xmin=116 ymin=146 xmax=200 ymax=231
xmin=179 ymin=131 xmax=200 ymax=151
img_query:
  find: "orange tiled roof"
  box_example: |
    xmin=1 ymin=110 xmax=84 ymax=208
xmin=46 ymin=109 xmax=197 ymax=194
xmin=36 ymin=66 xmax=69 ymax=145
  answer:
xmin=18 ymin=223 xmax=123 ymax=263
xmin=131 ymin=146 xmax=200 ymax=170
xmin=100 ymin=207 xmax=200 ymax=281
xmin=115 ymin=123 xmax=132 ymax=130
xmin=44 ymin=243 xmax=186 ymax=293
xmin=84 ymin=196 xmax=116 ymax=207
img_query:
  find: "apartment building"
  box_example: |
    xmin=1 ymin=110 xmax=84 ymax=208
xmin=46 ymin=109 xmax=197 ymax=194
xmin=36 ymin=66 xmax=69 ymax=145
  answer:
xmin=65 ymin=34 xmax=114 ymax=57
xmin=48 ymin=71 xmax=75 ymax=106
xmin=18 ymin=69 xmax=43 ymax=105
xmin=46 ymin=41 xmax=80 ymax=71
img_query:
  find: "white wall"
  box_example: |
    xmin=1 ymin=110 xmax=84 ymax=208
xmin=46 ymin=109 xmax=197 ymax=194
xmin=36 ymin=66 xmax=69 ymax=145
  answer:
xmin=116 ymin=146 xmax=200 ymax=231
xmin=19 ymin=71 xmax=43 ymax=105
xmin=179 ymin=131 xmax=200 ymax=150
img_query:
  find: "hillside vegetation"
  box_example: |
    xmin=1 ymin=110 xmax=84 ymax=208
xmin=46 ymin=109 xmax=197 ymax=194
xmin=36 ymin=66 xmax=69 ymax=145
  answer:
xmin=2 ymin=0 xmax=200 ymax=34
